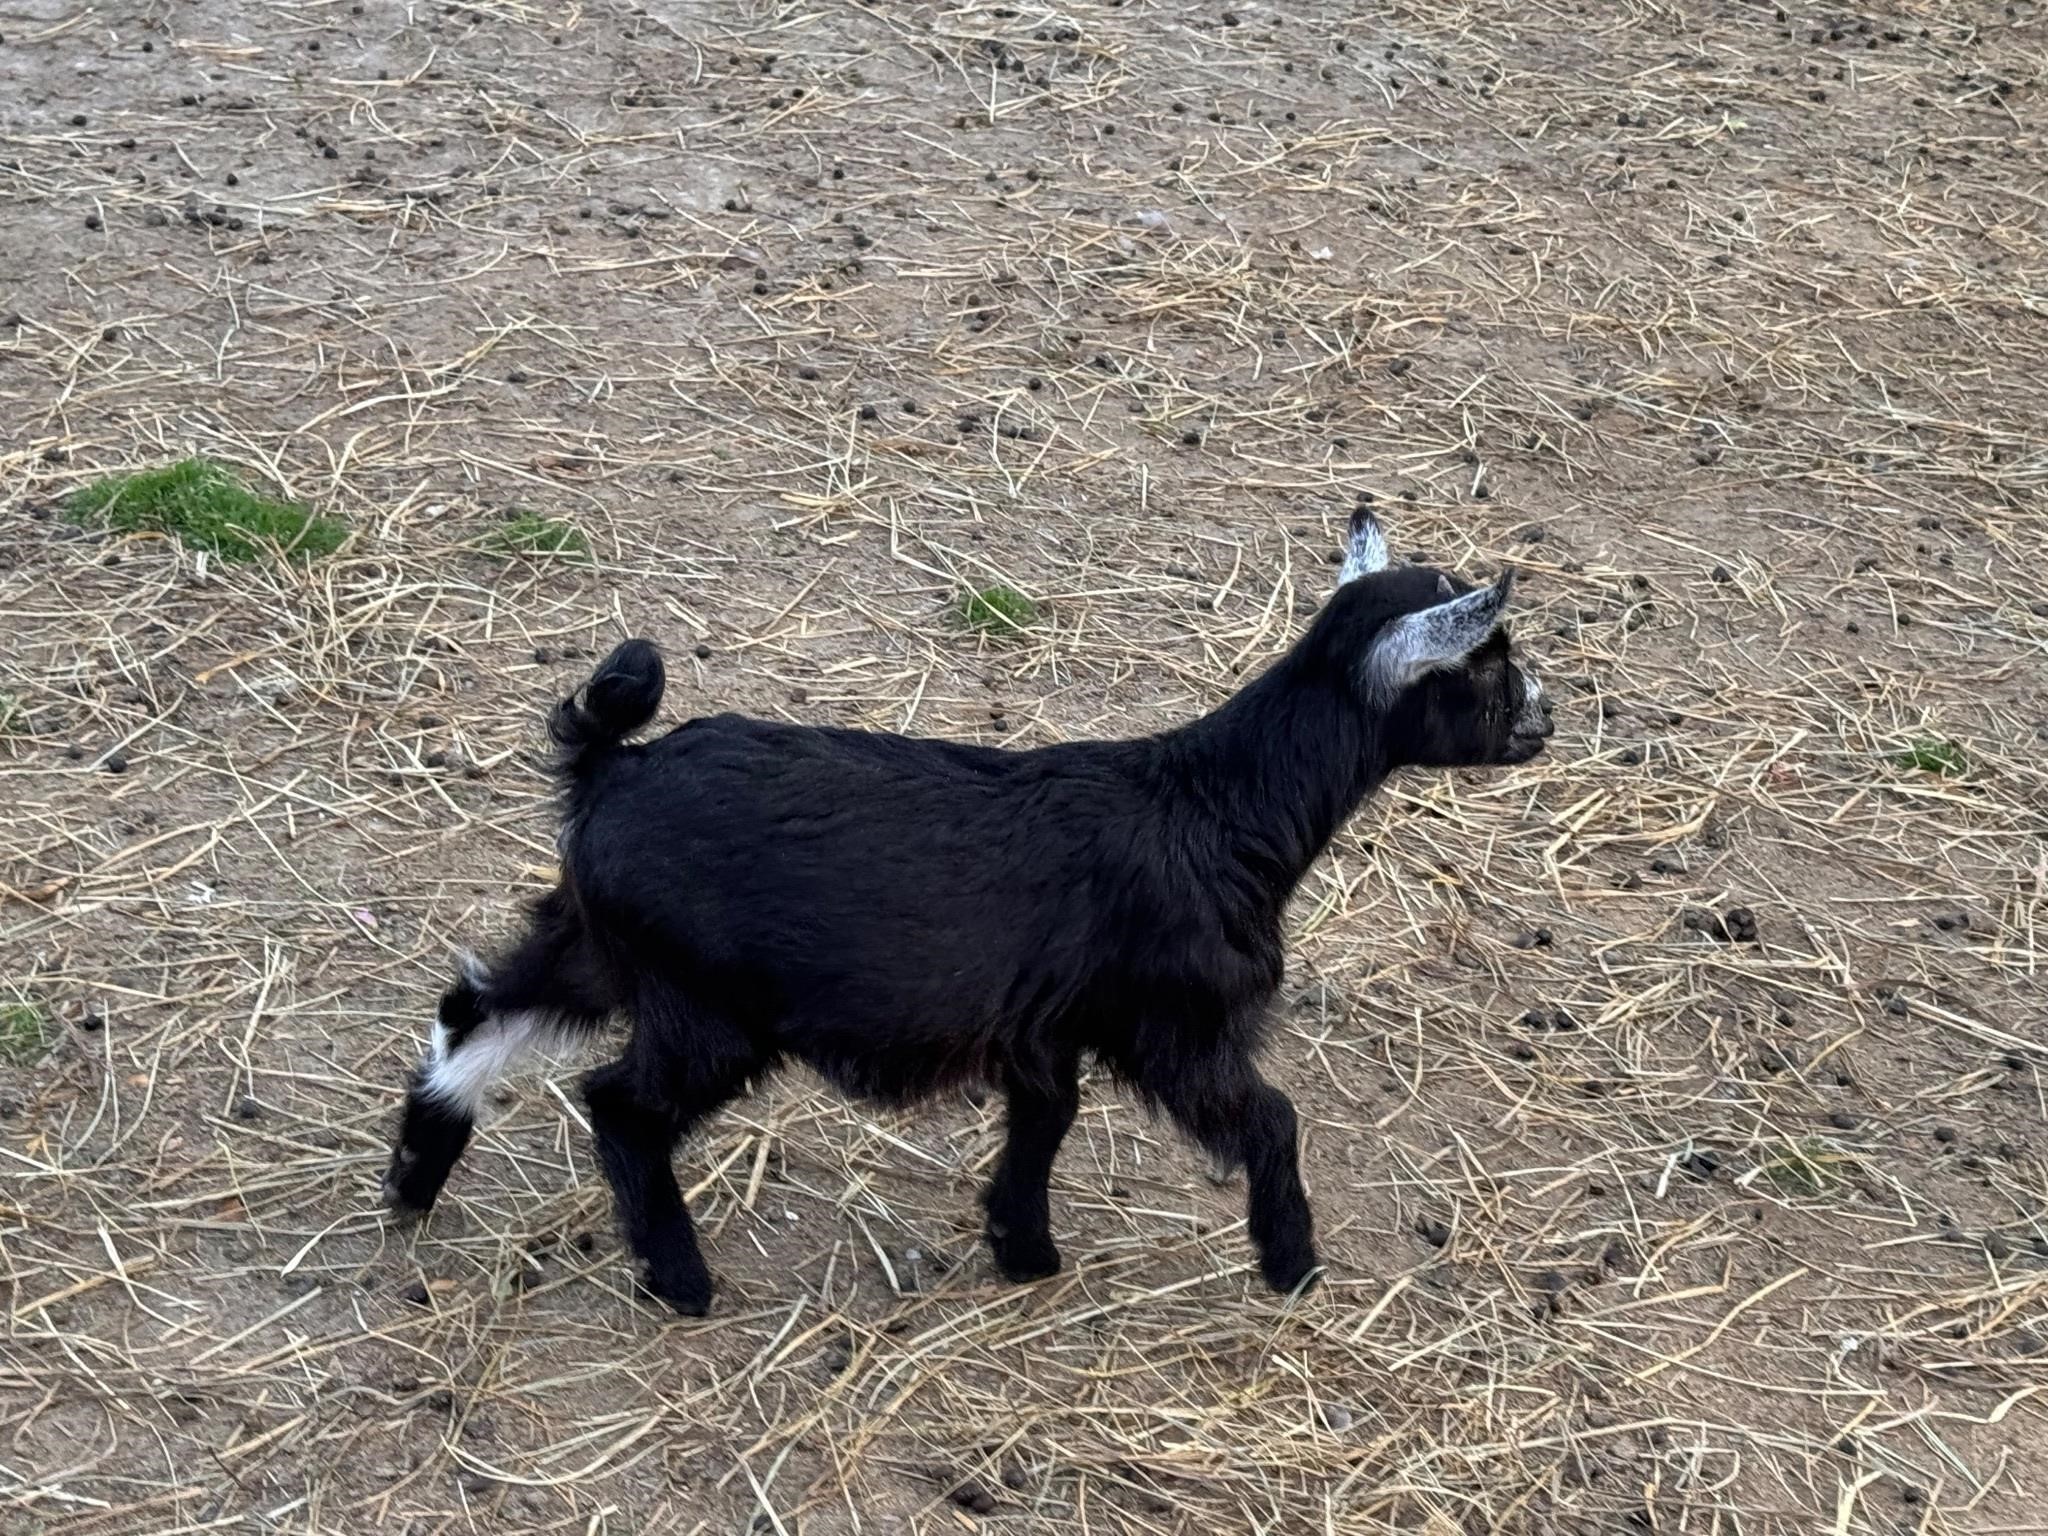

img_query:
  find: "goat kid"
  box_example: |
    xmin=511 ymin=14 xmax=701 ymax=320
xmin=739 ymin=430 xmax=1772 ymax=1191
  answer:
xmin=383 ymin=510 xmax=1553 ymax=1315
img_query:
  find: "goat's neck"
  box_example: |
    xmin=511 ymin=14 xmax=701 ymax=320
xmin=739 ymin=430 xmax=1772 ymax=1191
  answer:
xmin=1166 ymin=649 xmax=1389 ymax=902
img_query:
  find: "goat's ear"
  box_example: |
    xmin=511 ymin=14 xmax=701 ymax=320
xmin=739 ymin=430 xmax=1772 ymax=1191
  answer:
xmin=1336 ymin=507 xmax=1390 ymax=586
xmin=1366 ymin=569 xmax=1515 ymax=693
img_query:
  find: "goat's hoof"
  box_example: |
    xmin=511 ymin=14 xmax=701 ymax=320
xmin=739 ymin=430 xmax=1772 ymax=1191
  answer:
xmin=380 ymin=1163 xmax=435 ymax=1220
xmin=638 ymin=1270 xmax=713 ymax=1318
xmin=989 ymin=1232 xmax=1062 ymax=1284
xmin=1259 ymin=1249 xmax=1322 ymax=1296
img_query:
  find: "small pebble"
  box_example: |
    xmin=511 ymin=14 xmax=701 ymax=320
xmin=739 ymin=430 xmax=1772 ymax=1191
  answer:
xmin=233 ymin=1097 xmax=262 ymax=1121
xmin=402 ymin=1280 xmax=430 ymax=1306
xmin=1319 ymin=1402 xmax=1354 ymax=1432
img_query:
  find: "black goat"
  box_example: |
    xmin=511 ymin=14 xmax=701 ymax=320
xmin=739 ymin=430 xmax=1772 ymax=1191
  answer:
xmin=383 ymin=510 xmax=1552 ymax=1315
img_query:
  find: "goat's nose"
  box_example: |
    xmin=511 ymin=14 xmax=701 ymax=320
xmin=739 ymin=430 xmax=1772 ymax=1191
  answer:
xmin=1541 ymin=716 xmax=1556 ymax=738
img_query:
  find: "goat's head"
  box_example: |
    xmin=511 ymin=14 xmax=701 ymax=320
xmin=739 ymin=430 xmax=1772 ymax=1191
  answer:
xmin=1327 ymin=508 xmax=1552 ymax=768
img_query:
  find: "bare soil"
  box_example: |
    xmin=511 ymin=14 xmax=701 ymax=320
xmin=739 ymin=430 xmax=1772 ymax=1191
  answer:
xmin=2 ymin=2 xmax=2045 ymax=1533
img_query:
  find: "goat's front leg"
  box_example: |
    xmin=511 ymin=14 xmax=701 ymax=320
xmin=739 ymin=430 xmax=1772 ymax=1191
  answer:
xmin=1237 ymin=1077 xmax=1318 ymax=1293
xmin=981 ymin=1062 xmax=1080 ymax=1282
xmin=1148 ymin=1056 xmax=1319 ymax=1295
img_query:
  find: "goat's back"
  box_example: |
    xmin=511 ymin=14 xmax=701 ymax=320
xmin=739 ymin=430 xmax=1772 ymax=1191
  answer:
xmin=561 ymin=715 xmax=1283 ymax=1091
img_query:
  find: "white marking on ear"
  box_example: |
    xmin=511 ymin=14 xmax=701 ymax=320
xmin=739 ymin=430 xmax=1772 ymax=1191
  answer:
xmin=420 ymin=1010 xmax=550 ymax=1117
xmin=1336 ymin=507 xmax=1390 ymax=586
xmin=1367 ymin=570 xmax=1516 ymax=695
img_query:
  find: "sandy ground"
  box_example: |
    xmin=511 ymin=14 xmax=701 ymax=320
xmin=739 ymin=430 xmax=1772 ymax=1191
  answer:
xmin=2 ymin=1 xmax=2046 ymax=1532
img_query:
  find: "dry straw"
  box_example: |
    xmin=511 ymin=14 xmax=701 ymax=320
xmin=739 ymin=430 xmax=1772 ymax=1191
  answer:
xmin=0 ymin=2 xmax=2043 ymax=1533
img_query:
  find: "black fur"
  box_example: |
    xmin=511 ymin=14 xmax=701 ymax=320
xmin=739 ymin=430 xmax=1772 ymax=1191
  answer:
xmin=549 ymin=637 xmax=664 ymax=775
xmin=382 ymin=1076 xmax=475 ymax=1216
xmin=385 ymin=565 xmax=1548 ymax=1314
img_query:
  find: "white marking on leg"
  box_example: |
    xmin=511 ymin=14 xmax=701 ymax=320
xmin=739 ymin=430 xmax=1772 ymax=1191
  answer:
xmin=419 ymin=1010 xmax=550 ymax=1117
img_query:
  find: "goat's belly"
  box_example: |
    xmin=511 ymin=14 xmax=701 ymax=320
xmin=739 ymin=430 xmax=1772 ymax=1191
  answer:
xmin=798 ymin=1029 xmax=997 ymax=1105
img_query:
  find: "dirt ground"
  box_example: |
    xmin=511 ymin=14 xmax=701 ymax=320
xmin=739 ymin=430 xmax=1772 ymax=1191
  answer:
xmin=2 ymin=0 xmax=2045 ymax=1531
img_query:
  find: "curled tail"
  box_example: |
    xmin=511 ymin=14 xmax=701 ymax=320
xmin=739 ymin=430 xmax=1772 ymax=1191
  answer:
xmin=549 ymin=638 xmax=665 ymax=775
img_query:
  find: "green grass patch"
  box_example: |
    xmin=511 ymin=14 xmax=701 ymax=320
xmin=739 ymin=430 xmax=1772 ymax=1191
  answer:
xmin=0 ymin=992 xmax=48 ymax=1065
xmin=1758 ymin=1137 xmax=1849 ymax=1198
xmin=483 ymin=512 xmax=590 ymax=558
xmin=955 ymin=583 xmax=1040 ymax=636
xmin=1895 ymin=738 xmax=1967 ymax=777
xmin=68 ymin=458 xmax=346 ymax=562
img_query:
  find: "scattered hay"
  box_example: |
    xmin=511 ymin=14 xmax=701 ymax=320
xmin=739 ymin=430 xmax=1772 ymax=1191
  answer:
xmin=1 ymin=1 xmax=2043 ymax=1531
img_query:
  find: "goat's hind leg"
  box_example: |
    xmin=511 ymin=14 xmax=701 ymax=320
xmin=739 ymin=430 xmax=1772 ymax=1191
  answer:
xmin=584 ymin=995 xmax=762 ymax=1317
xmin=384 ymin=922 xmax=607 ymax=1216
xmin=383 ymin=963 xmax=493 ymax=1215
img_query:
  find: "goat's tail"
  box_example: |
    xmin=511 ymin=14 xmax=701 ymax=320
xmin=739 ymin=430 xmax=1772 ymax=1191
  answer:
xmin=549 ymin=638 xmax=665 ymax=776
